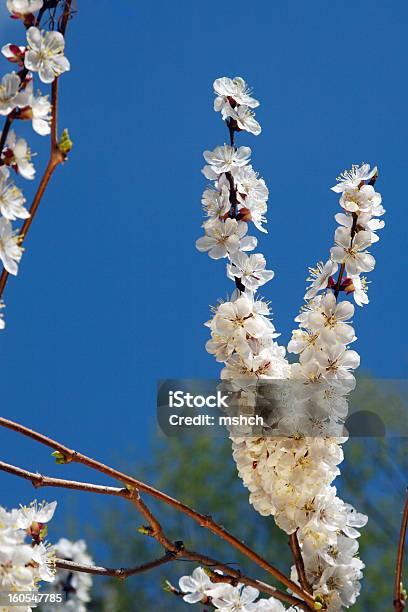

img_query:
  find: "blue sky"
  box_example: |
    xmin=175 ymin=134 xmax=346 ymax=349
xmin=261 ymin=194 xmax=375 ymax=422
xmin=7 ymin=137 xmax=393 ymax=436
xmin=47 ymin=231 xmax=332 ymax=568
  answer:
xmin=0 ymin=0 xmax=407 ymax=534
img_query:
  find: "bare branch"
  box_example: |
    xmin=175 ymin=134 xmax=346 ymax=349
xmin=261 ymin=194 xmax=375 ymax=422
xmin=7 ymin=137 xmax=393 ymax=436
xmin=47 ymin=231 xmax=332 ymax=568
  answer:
xmin=0 ymin=460 xmax=133 ymax=498
xmin=0 ymin=417 xmax=315 ymax=608
xmin=55 ymin=553 xmax=175 ymax=579
xmin=0 ymin=459 xmax=309 ymax=607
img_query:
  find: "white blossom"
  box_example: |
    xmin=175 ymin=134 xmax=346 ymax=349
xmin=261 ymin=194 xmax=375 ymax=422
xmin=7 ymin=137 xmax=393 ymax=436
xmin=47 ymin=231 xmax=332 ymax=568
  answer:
xmin=330 ymin=227 xmax=375 ymax=276
xmin=335 ymin=211 xmax=384 ymax=244
xmin=214 ymin=77 xmax=259 ymax=117
xmin=179 ymin=566 xmax=212 ymax=604
xmin=1 ymin=130 xmax=35 ymax=180
xmin=209 ymin=583 xmax=259 ymax=611
xmin=339 ymin=183 xmax=382 ymax=214
xmin=211 ymin=295 xmax=272 ymax=340
xmin=202 ymin=184 xmax=230 ymax=219
xmin=0 ymin=72 xmax=23 ymax=115
xmin=251 ymin=598 xmax=288 ymax=611
xmin=345 ymin=275 xmax=369 ymax=307
xmin=25 ymin=27 xmax=70 ymax=84
xmin=203 ymin=144 xmax=251 ymax=178
xmin=306 ymin=292 xmax=355 ymax=347
xmin=18 ymin=80 xmax=52 ymax=135
xmin=0 ymin=167 xmax=29 ymax=220
xmin=7 ymin=0 xmax=43 ymax=14
xmin=305 ymin=260 xmax=338 ymax=300
xmin=232 ymin=165 xmax=268 ymax=202
xmin=229 ymin=104 xmax=261 ymax=135
xmin=0 ymin=217 xmax=22 ymax=275
xmin=16 ymin=500 xmax=57 ymax=530
xmin=241 ymin=197 xmax=268 ymax=233
xmin=0 ymin=501 xmax=57 ymax=603
xmin=331 ymin=163 xmax=377 ymax=193
xmin=227 ymin=252 xmax=274 ymax=291
xmin=316 ymin=346 xmax=360 ymax=380
xmin=31 ymin=542 xmax=56 ymax=582
xmin=196 ymin=218 xmax=256 ymax=259
xmin=44 ymin=538 xmax=93 ymax=612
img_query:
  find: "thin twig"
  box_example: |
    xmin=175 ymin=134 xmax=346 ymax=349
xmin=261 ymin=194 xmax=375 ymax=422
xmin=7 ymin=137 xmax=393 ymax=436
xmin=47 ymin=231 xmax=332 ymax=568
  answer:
xmin=0 ymin=461 xmax=133 ymax=497
xmin=394 ymin=490 xmax=408 ymax=611
xmin=182 ymin=549 xmax=309 ymax=609
xmin=55 ymin=553 xmax=175 ymax=579
xmin=50 ymin=79 xmax=59 ymax=149
xmin=59 ymin=0 xmax=73 ymax=35
xmin=289 ymin=532 xmax=312 ymax=595
xmin=0 ymin=417 xmax=315 ymax=608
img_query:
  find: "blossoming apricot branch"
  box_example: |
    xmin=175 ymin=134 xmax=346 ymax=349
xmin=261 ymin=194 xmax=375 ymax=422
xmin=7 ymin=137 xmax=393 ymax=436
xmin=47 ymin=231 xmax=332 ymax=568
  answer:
xmin=189 ymin=75 xmax=396 ymax=611
xmin=0 ymin=0 xmax=73 ymax=314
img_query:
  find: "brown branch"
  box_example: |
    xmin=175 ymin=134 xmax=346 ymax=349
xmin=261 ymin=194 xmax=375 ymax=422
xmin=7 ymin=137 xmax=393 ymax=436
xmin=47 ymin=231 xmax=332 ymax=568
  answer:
xmin=0 ymin=417 xmax=315 ymax=608
xmin=182 ymin=550 xmax=310 ymax=610
xmin=289 ymin=532 xmax=312 ymax=595
xmin=394 ymin=490 xmax=408 ymax=611
xmin=0 ymin=458 xmax=308 ymax=608
xmin=59 ymin=0 xmax=73 ymax=35
xmin=129 ymin=492 xmax=178 ymax=553
xmin=56 ymin=551 xmax=309 ymax=609
xmin=55 ymin=553 xmax=175 ymax=579
xmin=0 ymin=460 xmax=134 ymax=497
xmin=50 ymin=78 xmax=59 ymax=149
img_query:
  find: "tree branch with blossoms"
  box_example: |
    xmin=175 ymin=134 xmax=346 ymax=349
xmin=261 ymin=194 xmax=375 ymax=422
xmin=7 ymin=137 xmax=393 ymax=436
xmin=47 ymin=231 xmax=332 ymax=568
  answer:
xmin=0 ymin=4 xmax=404 ymax=609
xmin=0 ymin=0 xmax=72 ymax=306
xmin=0 ymin=416 xmax=315 ymax=610
xmin=190 ymin=74 xmax=399 ymax=612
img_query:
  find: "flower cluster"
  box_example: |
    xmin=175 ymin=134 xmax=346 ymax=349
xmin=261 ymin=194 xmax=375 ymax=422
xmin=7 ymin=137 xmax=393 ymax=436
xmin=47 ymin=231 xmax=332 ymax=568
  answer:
xmin=276 ymin=162 xmax=385 ymax=609
xmin=197 ymin=77 xmax=280 ymax=387
xmin=190 ymin=77 xmax=386 ymax=611
xmin=213 ymin=76 xmax=261 ymax=136
xmin=42 ymin=538 xmax=93 ymax=612
xmin=178 ymin=567 xmax=295 ymax=611
xmin=0 ymin=0 xmax=70 ymax=326
xmin=0 ymin=500 xmax=57 ymax=603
